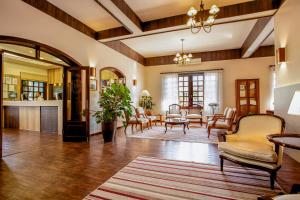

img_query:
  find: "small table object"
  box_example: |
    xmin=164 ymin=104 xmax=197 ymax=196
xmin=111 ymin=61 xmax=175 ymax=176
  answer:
xmin=165 ymin=118 xmax=189 ymax=134
xmin=267 ymin=134 xmax=300 ymax=194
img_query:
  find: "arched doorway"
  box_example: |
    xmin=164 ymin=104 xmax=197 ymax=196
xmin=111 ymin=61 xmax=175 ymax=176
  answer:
xmin=99 ymin=67 xmax=126 ymax=93
xmin=0 ymin=36 xmax=90 ymax=157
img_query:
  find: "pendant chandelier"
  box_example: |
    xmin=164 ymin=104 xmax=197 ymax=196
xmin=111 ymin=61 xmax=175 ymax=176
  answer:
xmin=187 ymin=0 xmax=220 ymax=34
xmin=173 ymin=39 xmax=192 ymax=65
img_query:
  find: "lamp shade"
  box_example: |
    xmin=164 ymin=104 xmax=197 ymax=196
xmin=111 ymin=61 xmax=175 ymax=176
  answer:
xmin=288 ymin=91 xmax=300 ymax=116
xmin=141 ymin=90 xmax=150 ymax=97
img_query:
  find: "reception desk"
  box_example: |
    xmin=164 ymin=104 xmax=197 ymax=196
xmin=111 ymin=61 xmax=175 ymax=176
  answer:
xmin=3 ymin=100 xmax=62 ymax=134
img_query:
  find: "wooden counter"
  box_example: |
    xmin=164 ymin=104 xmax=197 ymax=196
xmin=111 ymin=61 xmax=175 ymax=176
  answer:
xmin=3 ymin=100 xmax=62 ymax=134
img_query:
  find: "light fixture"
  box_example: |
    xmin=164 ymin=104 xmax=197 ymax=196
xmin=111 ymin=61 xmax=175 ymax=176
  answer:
xmin=89 ymin=67 xmax=96 ymax=78
xmin=187 ymin=1 xmax=220 ymax=34
xmin=277 ymin=48 xmax=286 ymax=64
xmin=133 ymin=79 xmax=137 ymax=86
xmin=141 ymin=90 xmax=150 ymax=97
xmin=173 ymin=39 xmax=192 ymax=65
xmin=288 ymin=91 xmax=300 ymax=116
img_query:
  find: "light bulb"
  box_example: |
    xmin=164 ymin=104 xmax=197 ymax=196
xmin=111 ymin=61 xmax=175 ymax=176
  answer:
xmin=176 ymin=53 xmax=180 ymax=57
xmin=206 ymin=16 xmax=215 ymax=24
xmin=174 ymin=57 xmax=178 ymax=62
xmin=183 ymin=54 xmax=187 ymax=59
xmin=188 ymin=53 xmax=193 ymax=58
xmin=209 ymin=5 xmax=220 ymax=15
xmin=187 ymin=7 xmax=197 ymax=17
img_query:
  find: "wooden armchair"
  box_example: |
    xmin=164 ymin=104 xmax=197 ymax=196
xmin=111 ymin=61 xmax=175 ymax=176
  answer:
xmin=166 ymin=104 xmax=182 ymax=119
xmin=124 ymin=105 xmax=150 ymax=134
xmin=185 ymin=104 xmax=203 ymax=126
xmin=136 ymin=107 xmax=157 ymax=128
xmin=218 ymin=114 xmax=285 ymax=189
xmin=207 ymin=107 xmax=236 ymax=138
xmin=206 ymin=107 xmax=229 ymax=127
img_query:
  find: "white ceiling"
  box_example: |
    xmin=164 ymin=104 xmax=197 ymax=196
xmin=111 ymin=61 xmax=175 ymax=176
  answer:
xmin=125 ymin=0 xmax=254 ymax=21
xmin=47 ymin=0 xmax=121 ymax=31
xmin=122 ymin=20 xmax=258 ymax=57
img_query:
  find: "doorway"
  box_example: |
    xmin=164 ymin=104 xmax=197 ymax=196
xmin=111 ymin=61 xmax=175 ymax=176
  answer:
xmin=0 ymin=36 xmax=90 ymax=157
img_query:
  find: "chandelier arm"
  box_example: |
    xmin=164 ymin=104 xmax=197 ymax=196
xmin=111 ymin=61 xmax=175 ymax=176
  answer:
xmin=191 ymin=26 xmax=201 ymax=34
xmin=203 ymin=25 xmax=212 ymax=33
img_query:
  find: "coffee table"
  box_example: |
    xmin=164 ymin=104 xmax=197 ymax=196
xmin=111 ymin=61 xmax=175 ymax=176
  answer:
xmin=165 ymin=118 xmax=190 ymax=134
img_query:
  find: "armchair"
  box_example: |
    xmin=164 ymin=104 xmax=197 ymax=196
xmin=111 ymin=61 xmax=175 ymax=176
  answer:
xmin=124 ymin=105 xmax=150 ymax=134
xmin=218 ymin=114 xmax=285 ymax=189
xmin=207 ymin=107 xmax=236 ymax=138
xmin=166 ymin=104 xmax=182 ymax=119
xmin=136 ymin=107 xmax=157 ymax=128
xmin=206 ymin=107 xmax=230 ymax=127
xmin=185 ymin=104 xmax=203 ymax=126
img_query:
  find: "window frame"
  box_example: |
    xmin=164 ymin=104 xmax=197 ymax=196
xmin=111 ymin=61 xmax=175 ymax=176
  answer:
xmin=178 ymin=73 xmax=205 ymax=108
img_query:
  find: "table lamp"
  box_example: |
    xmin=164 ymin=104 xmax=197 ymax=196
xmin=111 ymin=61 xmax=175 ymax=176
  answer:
xmin=141 ymin=90 xmax=150 ymax=97
xmin=288 ymin=91 xmax=300 ymax=116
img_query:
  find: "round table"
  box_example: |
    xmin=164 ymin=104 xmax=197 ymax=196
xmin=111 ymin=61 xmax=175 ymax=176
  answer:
xmin=267 ymin=134 xmax=300 ymax=194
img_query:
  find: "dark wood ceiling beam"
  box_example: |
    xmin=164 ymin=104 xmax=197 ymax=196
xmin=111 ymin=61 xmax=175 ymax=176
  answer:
xmin=142 ymin=0 xmax=278 ymax=32
xmin=95 ymin=0 xmax=142 ymax=33
xmin=22 ymin=0 xmax=96 ymax=39
xmin=103 ymin=41 xmax=145 ymax=65
xmin=96 ymin=27 xmax=131 ymax=40
xmin=241 ymin=16 xmax=273 ymax=58
xmin=144 ymin=45 xmax=274 ymax=66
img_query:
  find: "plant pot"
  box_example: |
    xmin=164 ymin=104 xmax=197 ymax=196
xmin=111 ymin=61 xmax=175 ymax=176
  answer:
xmin=101 ymin=119 xmax=117 ymax=143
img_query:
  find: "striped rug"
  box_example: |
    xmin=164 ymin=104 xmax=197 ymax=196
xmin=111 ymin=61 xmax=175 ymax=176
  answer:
xmin=84 ymin=156 xmax=282 ymax=200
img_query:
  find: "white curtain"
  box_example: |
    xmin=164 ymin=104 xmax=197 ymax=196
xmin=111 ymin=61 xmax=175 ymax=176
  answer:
xmin=204 ymin=70 xmax=223 ymax=115
xmin=161 ymin=73 xmax=179 ymax=113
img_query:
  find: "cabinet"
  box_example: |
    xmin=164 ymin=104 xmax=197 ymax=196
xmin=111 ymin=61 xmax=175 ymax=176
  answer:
xmin=236 ymin=79 xmax=260 ymax=117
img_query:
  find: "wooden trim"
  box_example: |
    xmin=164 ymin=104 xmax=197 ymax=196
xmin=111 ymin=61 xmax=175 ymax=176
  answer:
xmin=110 ymin=0 xmax=142 ymax=30
xmin=160 ymin=68 xmax=224 ymax=75
xmin=0 ymin=51 xmax=3 ymax=158
xmin=103 ymin=41 xmax=144 ymax=65
xmin=251 ymin=45 xmax=275 ymax=58
xmin=241 ymin=16 xmax=273 ymax=57
xmin=145 ymin=49 xmax=241 ymax=66
xmin=142 ymin=0 xmax=278 ymax=32
xmin=22 ymin=0 xmax=96 ymax=39
xmin=96 ymin=27 xmax=131 ymax=40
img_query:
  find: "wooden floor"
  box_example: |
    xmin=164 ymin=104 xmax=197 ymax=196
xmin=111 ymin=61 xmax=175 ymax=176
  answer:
xmin=1 ymin=128 xmax=300 ymax=200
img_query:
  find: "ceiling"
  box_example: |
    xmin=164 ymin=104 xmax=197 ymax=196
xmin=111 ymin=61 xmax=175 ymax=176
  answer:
xmin=122 ymin=20 xmax=257 ymax=57
xmin=47 ymin=0 xmax=121 ymax=31
xmin=125 ymin=0 xmax=254 ymax=21
xmin=262 ymin=31 xmax=275 ymax=46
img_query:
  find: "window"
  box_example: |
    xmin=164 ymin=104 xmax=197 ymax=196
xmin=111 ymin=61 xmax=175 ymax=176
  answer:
xmin=22 ymin=80 xmax=47 ymax=101
xmin=178 ymin=73 xmax=204 ymax=108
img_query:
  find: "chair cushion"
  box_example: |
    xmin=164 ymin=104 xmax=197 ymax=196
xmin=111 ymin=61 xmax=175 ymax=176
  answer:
xmin=147 ymin=116 xmax=157 ymax=121
xmin=273 ymin=194 xmax=300 ymax=200
xmin=207 ymin=120 xmax=229 ymax=128
xmin=166 ymin=114 xmax=181 ymax=118
xmin=218 ymin=141 xmax=278 ymax=163
xmin=186 ymin=114 xmax=202 ymax=119
xmin=129 ymin=117 xmax=149 ymax=123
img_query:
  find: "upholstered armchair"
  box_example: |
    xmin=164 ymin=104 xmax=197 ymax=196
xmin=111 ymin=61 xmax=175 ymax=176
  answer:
xmin=207 ymin=108 xmax=236 ymax=138
xmin=185 ymin=104 xmax=203 ymax=126
xmin=218 ymin=114 xmax=285 ymax=189
xmin=166 ymin=104 xmax=182 ymax=119
xmin=206 ymin=107 xmax=229 ymax=127
xmin=124 ymin=105 xmax=150 ymax=134
xmin=136 ymin=107 xmax=156 ymax=128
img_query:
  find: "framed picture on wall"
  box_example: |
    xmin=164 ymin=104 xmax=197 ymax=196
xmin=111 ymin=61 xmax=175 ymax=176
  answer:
xmin=90 ymin=79 xmax=97 ymax=91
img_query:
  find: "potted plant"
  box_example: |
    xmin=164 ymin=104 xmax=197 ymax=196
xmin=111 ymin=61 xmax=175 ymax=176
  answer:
xmin=93 ymin=83 xmax=132 ymax=143
xmin=139 ymin=92 xmax=154 ymax=115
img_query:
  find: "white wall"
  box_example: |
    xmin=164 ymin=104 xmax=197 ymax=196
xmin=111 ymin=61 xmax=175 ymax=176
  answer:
xmin=0 ymin=0 xmax=144 ymax=134
xmin=274 ymin=0 xmax=300 ymax=162
xmin=144 ymin=57 xmax=275 ymax=114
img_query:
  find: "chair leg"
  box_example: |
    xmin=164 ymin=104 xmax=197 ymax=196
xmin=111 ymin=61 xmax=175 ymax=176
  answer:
xmin=124 ymin=125 xmax=128 ymax=135
xmin=220 ymin=156 xmax=224 ymax=171
xmin=207 ymin=126 xmax=211 ymax=138
xmin=270 ymin=171 xmax=277 ymax=190
xmin=131 ymin=124 xmax=134 ymax=133
xmin=140 ymin=123 xmax=143 ymax=133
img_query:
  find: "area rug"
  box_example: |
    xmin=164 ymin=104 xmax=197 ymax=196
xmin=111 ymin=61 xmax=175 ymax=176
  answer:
xmin=84 ymin=156 xmax=282 ymax=200
xmin=127 ymin=125 xmax=218 ymax=144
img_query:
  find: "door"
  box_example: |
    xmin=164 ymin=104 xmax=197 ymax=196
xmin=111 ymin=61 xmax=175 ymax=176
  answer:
xmin=0 ymin=51 xmax=3 ymax=157
xmin=63 ymin=67 xmax=90 ymax=142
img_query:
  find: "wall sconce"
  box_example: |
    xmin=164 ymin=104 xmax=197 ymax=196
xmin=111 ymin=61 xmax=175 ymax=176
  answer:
xmin=277 ymin=48 xmax=286 ymax=64
xmin=90 ymin=67 xmax=96 ymax=79
xmin=133 ymin=79 xmax=137 ymax=86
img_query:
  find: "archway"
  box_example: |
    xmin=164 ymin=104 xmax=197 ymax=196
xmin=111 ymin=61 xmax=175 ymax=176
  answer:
xmin=0 ymin=36 xmax=89 ymax=158
xmin=99 ymin=67 xmax=126 ymax=93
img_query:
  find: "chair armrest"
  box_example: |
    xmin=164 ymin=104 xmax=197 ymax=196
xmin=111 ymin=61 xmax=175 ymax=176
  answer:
xmin=218 ymin=131 xmax=227 ymax=142
xmin=166 ymin=111 xmax=169 ymax=116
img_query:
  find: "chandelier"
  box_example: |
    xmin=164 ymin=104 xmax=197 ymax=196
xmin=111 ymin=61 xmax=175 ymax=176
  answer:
xmin=173 ymin=39 xmax=192 ymax=65
xmin=187 ymin=0 xmax=220 ymax=33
